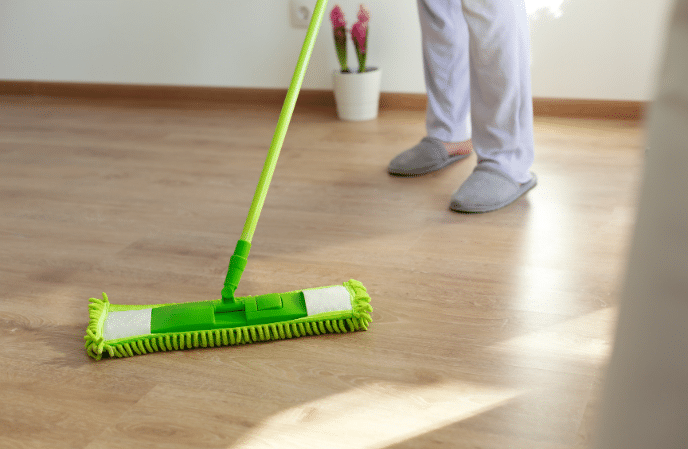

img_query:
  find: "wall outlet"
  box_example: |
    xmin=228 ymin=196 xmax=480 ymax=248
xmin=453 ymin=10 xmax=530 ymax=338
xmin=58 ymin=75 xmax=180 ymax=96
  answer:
xmin=289 ymin=0 xmax=312 ymax=29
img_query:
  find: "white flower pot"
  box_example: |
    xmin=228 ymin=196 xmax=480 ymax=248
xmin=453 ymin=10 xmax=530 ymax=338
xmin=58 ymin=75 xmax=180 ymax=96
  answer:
xmin=332 ymin=68 xmax=382 ymax=121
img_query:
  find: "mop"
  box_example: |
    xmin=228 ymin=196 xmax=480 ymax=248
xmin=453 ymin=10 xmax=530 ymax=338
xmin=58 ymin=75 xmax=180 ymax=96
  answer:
xmin=84 ymin=0 xmax=372 ymax=360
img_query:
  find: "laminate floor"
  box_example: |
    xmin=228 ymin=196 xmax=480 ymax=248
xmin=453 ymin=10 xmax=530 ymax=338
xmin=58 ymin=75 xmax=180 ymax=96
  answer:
xmin=0 ymin=96 xmax=645 ymax=448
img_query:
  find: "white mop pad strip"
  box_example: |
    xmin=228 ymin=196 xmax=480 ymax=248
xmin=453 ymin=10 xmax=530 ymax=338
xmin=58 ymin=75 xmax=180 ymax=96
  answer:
xmin=103 ymin=309 xmax=152 ymax=341
xmin=303 ymin=285 xmax=353 ymax=316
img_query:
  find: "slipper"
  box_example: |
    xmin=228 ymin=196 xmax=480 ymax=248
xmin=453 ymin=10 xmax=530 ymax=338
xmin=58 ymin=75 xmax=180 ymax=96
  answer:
xmin=450 ymin=165 xmax=537 ymax=213
xmin=388 ymin=137 xmax=471 ymax=176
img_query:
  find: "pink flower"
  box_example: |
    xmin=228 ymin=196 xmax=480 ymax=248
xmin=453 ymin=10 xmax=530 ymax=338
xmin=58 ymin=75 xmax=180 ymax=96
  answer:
xmin=357 ymin=4 xmax=370 ymax=25
xmin=331 ymin=4 xmax=349 ymax=72
xmin=351 ymin=5 xmax=370 ymax=72
xmin=330 ymin=5 xmax=346 ymax=29
xmin=351 ymin=20 xmax=367 ymax=54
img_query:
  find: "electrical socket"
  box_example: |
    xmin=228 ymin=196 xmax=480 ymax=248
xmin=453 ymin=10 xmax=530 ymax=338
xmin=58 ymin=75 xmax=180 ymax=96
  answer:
xmin=289 ymin=0 xmax=312 ymax=29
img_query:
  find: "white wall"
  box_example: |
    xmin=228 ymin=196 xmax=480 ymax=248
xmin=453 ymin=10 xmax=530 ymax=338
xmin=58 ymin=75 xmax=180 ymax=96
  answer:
xmin=528 ymin=0 xmax=674 ymax=100
xmin=0 ymin=0 xmax=676 ymax=100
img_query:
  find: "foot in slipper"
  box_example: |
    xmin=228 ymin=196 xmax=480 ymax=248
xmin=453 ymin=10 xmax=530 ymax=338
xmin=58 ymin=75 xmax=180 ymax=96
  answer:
xmin=388 ymin=137 xmax=471 ymax=176
xmin=450 ymin=165 xmax=537 ymax=213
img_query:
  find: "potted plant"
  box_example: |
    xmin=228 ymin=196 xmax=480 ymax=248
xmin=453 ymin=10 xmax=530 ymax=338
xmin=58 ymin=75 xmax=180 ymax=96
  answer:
xmin=330 ymin=4 xmax=382 ymax=121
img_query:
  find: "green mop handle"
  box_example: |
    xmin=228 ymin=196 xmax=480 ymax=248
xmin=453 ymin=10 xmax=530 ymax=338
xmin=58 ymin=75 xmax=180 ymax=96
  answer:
xmin=221 ymin=0 xmax=329 ymax=305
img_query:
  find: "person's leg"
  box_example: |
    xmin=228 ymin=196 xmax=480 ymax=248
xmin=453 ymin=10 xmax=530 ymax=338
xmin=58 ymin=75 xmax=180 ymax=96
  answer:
xmin=388 ymin=0 xmax=472 ymax=176
xmin=419 ymin=0 xmax=471 ymax=146
xmin=450 ymin=0 xmax=535 ymax=212
xmin=462 ymin=0 xmax=534 ymax=184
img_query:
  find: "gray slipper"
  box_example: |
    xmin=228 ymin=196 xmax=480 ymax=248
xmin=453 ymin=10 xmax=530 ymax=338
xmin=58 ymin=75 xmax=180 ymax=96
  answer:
xmin=388 ymin=137 xmax=471 ymax=176
xmin=450 ymin=165 xmax=537 ymax=213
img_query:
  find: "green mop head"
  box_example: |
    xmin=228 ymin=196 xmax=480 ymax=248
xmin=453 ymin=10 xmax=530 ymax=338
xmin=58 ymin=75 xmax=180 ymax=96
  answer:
xmin=84 ymin=280 xmax=372 ymax=360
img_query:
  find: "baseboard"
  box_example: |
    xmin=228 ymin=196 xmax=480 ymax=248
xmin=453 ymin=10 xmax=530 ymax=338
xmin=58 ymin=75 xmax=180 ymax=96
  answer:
xmin=0 ymin=80 xmax=336 ymax=108
xmin=532 ymin=97 xmax=646 ymax=121
xmin=1 ymin=80 xmax=645 ymax=120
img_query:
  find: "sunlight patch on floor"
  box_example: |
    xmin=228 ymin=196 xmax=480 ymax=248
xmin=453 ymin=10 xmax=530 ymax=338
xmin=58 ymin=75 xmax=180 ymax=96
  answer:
xmin=231 ymin=381 xmax=520 ymax=449
xmin=492 ymin=307 xmax=617 ymax=362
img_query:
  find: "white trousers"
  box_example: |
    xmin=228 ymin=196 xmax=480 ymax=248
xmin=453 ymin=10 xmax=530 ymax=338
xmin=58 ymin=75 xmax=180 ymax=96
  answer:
xmin=418 ymin=0 xmax=534 ymax=183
